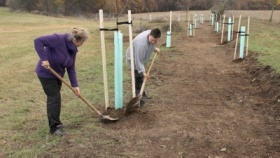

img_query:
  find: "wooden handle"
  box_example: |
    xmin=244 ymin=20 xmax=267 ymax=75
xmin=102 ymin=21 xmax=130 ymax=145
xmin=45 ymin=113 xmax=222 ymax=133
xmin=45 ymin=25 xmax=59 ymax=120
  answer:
xmin=139 ymin=52 xmax=158 ymax=95
xmin=48 ymin=67 xmax=102 ymax=116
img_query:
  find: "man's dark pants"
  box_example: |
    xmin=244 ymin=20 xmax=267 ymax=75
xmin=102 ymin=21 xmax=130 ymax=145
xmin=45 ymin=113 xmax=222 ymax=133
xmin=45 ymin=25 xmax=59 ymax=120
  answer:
xmin=134 ymin=70 xmax=144 ymax=95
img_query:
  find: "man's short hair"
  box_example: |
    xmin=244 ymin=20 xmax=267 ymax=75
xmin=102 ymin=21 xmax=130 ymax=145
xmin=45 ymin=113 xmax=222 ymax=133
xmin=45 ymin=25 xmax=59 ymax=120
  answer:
xmin=150 ymin=28 xmax=161 ymax=38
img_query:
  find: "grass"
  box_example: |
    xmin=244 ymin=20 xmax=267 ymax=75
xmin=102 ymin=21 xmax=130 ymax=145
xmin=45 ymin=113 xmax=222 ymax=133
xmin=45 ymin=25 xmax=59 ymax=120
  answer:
xmin=248 ymin=18 xmax=280 ymax=72
xmin=0 ymin=7 xmax=128 ymax=157
xmin=0 ymin=7 xmax=280 ymax=157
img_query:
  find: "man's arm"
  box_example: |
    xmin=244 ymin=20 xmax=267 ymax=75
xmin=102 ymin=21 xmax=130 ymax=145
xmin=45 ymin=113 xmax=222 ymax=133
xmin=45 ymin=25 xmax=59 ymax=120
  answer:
xmin=134 ymin=45 xmax=147 ymax=73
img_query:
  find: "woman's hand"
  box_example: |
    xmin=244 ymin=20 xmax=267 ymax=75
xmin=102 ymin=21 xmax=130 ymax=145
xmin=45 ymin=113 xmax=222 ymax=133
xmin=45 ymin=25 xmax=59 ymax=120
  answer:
xmin=73 ymin=87 xmax=80 ymax=96
xmin=41 ymin=60 xmax=50 ymax=69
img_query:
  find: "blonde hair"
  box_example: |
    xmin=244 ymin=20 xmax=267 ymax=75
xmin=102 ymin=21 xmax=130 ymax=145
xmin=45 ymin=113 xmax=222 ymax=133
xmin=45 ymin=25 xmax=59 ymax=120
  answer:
xmin=69 ymin=27 xmax=89 ymax=42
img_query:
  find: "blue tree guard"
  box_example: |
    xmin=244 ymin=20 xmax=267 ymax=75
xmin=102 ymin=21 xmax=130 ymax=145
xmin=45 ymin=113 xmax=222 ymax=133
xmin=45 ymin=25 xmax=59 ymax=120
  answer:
xmin=239 ymin=26 xmax=246 ymax=59
xmin=194 ymin=14 xmax=198 ymax=28
xmin=227 ymin=17 xmax=232 ymax=42
xmin=215 ymin=22 xmax=219 ymax=32
xmin=200 ymin=14 xmax=204 ymax=24
xmin=114 ymin=31 xmax=123 ymax=109
xmin=166 ymin=31 xmax=171 ymax=47
xmin=189 ymin=24 xmax=193 ymax=36
xmin=211 ymin=13 xmax=215 ymax=26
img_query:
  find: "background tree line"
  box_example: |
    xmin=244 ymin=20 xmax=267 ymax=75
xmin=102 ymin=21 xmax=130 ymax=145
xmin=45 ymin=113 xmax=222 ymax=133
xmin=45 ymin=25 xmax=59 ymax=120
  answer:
xmin=0 ymin=0 xmax=279 ymax=17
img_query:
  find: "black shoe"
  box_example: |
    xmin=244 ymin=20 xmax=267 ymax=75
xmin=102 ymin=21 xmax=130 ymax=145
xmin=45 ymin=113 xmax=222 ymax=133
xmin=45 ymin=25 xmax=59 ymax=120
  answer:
xmin=140 ymin=100 xmax=145 ymax=106
xmin=51 ymin=129 xmax=65 ymax=136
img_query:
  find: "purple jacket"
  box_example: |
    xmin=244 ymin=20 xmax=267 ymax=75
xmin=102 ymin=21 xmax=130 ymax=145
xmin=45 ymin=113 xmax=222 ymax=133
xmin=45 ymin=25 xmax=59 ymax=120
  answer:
xmin=34 ymin=33 xmax=79 ymax=87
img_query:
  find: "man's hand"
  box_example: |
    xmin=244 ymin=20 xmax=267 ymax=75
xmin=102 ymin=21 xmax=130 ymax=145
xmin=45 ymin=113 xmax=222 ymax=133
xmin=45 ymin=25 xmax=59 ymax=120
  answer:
xmin=143 ymin=72 xmax=149 ymax=78
xmin=41 ymin=60 xmax=50 ymax=69
xmin=154 ymin=47 xmax=160 ymax=53
xmin=73 ymin=87 xmax=80 ymax=96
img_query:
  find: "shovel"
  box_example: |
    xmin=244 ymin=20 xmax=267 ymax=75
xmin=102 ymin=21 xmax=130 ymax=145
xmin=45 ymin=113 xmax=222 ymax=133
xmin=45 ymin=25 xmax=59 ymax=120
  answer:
xmin=126 ymin=51 xmax=158 ymax=114
xmin=48 ymin=67 xmax=118 ymax=122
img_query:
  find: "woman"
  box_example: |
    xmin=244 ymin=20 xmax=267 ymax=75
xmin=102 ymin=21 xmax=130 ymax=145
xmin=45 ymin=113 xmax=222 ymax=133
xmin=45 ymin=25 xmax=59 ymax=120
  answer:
xmin=34 ymin=27 xmax=89 ymax=136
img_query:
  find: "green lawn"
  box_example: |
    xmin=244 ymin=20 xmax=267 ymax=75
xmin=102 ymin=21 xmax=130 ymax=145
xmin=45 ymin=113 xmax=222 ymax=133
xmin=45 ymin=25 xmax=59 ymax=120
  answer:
xmin=0 ymin=7 xmax=130 ymax=157
xmin=249 ymin=18 xmax=280 ymax=72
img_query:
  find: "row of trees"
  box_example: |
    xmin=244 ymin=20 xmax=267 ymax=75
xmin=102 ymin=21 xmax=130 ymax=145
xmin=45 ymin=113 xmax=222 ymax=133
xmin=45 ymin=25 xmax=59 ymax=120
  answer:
xmin=1 ymin=0 xmax=279 ymax=17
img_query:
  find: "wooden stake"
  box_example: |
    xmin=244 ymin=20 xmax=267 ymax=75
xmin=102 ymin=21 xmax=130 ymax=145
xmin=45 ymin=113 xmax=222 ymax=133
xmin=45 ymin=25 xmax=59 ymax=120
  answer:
xmin=187 ymin=16 xmax=190 ymax=37
xmin=99 ymin=9 xmax=109 ymax=109
xmin=193 ymin=24 xmax=196 ymax=37
xmin=234 ymin=15 xmax=242 ymax=60
xmin=170 ymin=11 xmax=172 ymax=33
xmin=220 ymin=14 xmax=226 ymax=44
xmin=193 ymin=17 xmax=196 ymax=37
xmin=219 ymin=14 xmax=222 ymax=31
xmin=231 ymin=15 xmax=234 ymax=40
xmin=209 ymin=14 xmax=211 ymax=25
xmin=246 ymin=16 xmax=250 ymax=56
xmin=128 ymin=10 xmax=136 ymax=97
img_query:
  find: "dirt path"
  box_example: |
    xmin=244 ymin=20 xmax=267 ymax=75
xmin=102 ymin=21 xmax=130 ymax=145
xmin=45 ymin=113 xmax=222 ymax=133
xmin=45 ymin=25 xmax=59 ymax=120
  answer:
xmin=59 ymin=23 xmax=280 ymax=158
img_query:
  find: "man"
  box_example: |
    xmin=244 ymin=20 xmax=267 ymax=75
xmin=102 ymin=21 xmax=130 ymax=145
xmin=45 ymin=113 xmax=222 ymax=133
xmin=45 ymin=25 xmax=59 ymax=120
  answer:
xmin=126 ymin=28 xmax=161 ymax=106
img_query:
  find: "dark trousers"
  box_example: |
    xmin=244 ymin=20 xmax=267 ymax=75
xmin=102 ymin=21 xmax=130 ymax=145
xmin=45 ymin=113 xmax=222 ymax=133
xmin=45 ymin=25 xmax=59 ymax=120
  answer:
xmin=134 ymin=70 xmax=144 ymax=95
xmin=38 ymin=76 xmax=62 ymax=134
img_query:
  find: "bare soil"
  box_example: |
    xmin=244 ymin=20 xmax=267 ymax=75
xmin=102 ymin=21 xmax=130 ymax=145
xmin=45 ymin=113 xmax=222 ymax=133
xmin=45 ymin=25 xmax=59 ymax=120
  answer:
xmin=55 ymin=22 xmax=280 ymax=158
